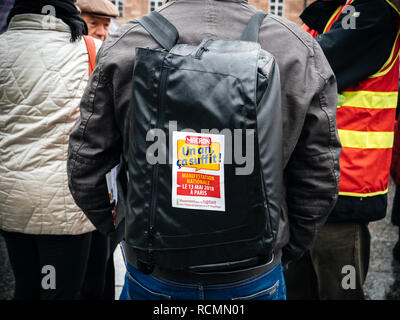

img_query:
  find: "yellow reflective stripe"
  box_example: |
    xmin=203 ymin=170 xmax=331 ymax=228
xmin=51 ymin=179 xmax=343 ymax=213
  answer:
xmin=339 ymin=189 xmax=388 ymax=197
xmin=369 ymin=51 xmax=400 ymax=78
xmin=376 ymin=31 xmax=399 ymax=71
xmin=369 ymin=29 xmax=400 ymax=79
xmin=341 ymin=91 xmax=398 ymax=109
xmin=338 ymin=129 xmax=394 ymax=149
xmin=323 ymin=0 xmax=355 ymax=33
xmin=337 ymin=94 xmax=346 ymax=108
xmin=386 ymin=0 xmax=400 ymax=17
xmin=323 ymin=6 xmax=343 ymax=33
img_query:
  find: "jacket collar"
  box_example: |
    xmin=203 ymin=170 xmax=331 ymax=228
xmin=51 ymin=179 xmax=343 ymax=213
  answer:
xmin=8 ymin=13 xmax=71 ymax=33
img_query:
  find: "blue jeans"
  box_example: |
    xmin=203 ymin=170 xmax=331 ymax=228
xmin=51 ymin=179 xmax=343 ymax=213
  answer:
xmin=119 ymin=261 xmax=286 ymax=300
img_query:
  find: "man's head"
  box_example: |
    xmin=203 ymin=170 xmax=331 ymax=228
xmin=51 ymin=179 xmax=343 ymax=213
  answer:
xmin=80 ymin=12 xmax=110 ymax=41
xmin=76 ymin=0 xmax=119 ymax=41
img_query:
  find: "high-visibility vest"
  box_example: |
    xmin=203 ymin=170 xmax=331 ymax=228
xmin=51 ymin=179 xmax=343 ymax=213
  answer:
xmin=305 ymin=0 xmax=400 ymax=198
xmin=82 ymin=35 xmax=97 ymax=76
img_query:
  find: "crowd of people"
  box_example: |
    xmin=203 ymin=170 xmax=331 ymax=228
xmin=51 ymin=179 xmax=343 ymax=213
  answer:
xmin=1 ymin=0 xmax=400 ymax=300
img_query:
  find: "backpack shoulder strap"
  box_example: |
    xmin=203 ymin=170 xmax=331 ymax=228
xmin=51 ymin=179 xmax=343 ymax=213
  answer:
xmin=240 ymin=10 xmax=267 ymax=43
xmin=137 ymin=11 xmax=179 ymax=51
xmin=83 ymin=35 xmax=96 ymax=76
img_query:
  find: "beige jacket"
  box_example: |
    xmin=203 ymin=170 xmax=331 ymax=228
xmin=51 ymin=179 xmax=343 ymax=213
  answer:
xmin=0 ymin=14 xmax=101 ymax=235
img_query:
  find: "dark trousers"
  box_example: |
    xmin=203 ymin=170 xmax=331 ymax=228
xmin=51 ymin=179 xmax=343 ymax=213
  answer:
xmin=1 ymin=230 xmax=92 ymax=300
xmin=284 ymin=221 xmax=370 ymax=300
xmin=392 ymin=185 xmax=400 ymax=227
xmin=80 ymin=230 xmax=115 ymax=300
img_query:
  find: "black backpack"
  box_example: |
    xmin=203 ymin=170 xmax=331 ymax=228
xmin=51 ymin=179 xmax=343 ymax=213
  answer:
xmin=121 ymin=10 xmax=283 ymax=273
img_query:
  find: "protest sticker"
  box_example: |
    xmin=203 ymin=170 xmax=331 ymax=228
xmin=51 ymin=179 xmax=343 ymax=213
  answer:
xmin=172 ymin=131 xmax=225 ymax=211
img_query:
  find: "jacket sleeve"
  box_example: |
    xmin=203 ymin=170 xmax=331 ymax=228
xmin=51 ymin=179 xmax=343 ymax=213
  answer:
xmin=67 ymin=60 xmax=122 ymax=235
xmin=281 ymin=41 xmax=341 ymax=266
xmin=315 ymin=0 xmax=396 ymax=92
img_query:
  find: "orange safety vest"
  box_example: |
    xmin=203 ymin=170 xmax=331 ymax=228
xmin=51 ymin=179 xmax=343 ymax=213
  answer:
xmin=83 ymin=35 xmax=97 ymax=76
xmin=305 ymin=0 xmax=400 ymax=197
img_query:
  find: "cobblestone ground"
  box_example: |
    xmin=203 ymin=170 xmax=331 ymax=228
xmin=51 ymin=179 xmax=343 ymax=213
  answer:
xmin=1 ymin=181 xmax=400 ymax=300
xmin=363 ymin=178 xmax=400 ymax=300
xmin=0 ymin=232 xmax=14 ymax=300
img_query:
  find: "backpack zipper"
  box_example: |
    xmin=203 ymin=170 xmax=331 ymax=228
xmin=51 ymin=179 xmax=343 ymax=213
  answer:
xmin=194 ymin=39 xmax=213 ymax=59
xmin=148 ymin=64 xmax=169 ymax=262
xmin=260 ymin=167 xmax=272 ymax=236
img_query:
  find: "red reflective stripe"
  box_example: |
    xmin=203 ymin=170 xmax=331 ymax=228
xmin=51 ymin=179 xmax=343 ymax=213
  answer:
xmin=302 ymin=24 xmax=319 ymax=38
xmin=324 ymin=9 xmax=343 ymax=32
xmin=337 ymin=107 xmax=396 ymax=132
xmin=302 ymin=24 xmax=309 ymax=31
xmin=339 ymin=147 xmax=392 ymax=194
xmin=324 ymin=12 xmax=341 ymax=32
xmin=346 ymin=63 xmax=400 ymax=92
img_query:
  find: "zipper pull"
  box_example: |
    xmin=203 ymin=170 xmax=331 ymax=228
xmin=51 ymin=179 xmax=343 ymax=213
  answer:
xmin=195 ymin=39 xmax=213 ymax=59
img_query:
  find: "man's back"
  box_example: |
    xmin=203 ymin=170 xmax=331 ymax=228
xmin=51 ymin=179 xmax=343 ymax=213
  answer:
xmin=68 ymin=0 xmax=341 ymax=297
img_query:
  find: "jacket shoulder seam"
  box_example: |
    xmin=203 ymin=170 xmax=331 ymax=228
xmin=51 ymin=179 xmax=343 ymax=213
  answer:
xmin=267 ymin=15 xmax=315 ymax=57
xmin=98 ymin=1 xmax=176 ymax=61
xmin=98 ymin=23 xmax=140 ymax=61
